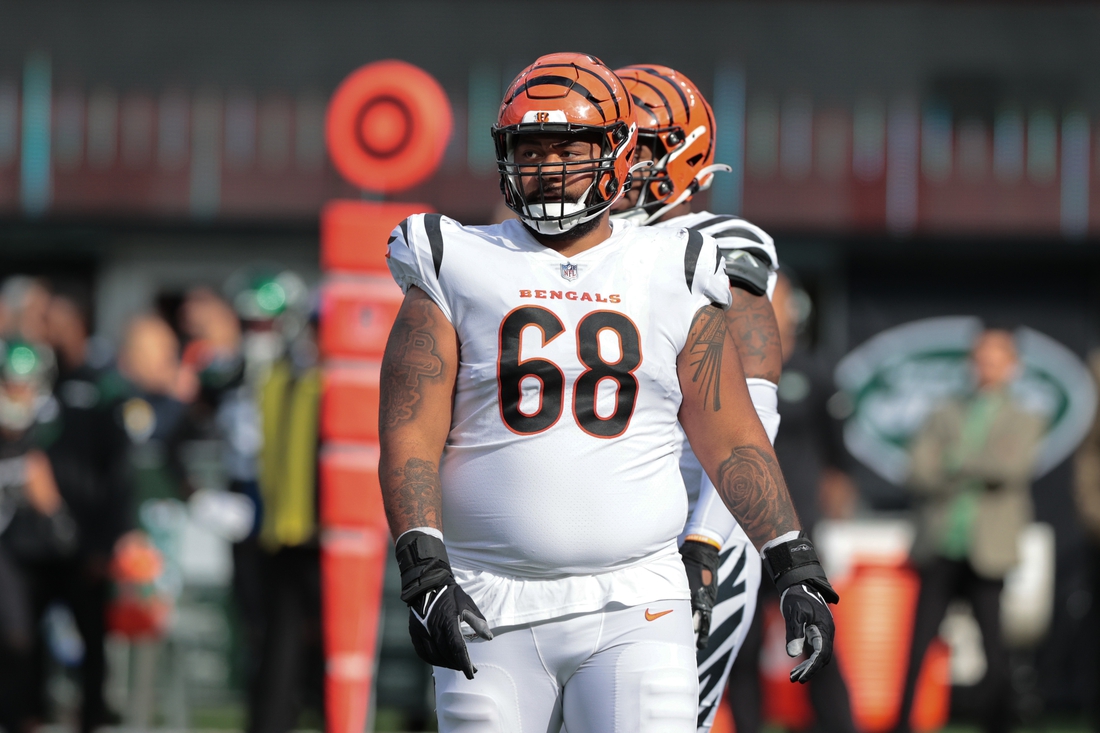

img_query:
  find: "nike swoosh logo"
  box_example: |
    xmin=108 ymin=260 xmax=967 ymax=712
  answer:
xmin=645 ymin=608 xmax=674 ymax=622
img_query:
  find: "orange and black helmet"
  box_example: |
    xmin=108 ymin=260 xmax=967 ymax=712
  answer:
xmin=493 ymin=53 xmax=637 ymax=235
xmin=613 ymin=65 xmax=730 ymax=224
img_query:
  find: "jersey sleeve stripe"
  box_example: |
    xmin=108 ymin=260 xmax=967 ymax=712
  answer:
xmin=398 ymin=218 xmax=410 ymax=247
xmin=688 ymin=215 xmax=740 ymax=232
xmin=684 ymin=228 xmax=704 ymax=293
xmin=424 ymin=213 xmax=445 ymax=277
xmin=712 ymin=227 xmax=765 ymax=245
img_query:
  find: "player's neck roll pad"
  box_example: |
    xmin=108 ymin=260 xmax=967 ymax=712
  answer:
xmin=761 ymin=535 xmax=839 ymax=604
xmin=396 ymin=531 xmax=455 ymax=603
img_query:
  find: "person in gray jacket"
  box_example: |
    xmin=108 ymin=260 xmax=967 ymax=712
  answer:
xmin=894 ymin=328 xmax=1046 ymax=733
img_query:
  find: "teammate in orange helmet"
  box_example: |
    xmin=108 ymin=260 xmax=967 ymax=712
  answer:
xmin=612 ymin=64 xmax=832 ymax=732
xmin=379 ymin=53 xmax=835 ymax=732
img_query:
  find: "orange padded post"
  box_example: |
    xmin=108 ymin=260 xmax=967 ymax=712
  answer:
xmin=319 ymin=276 xmax=404 ymax=360
xmin=319 ymin=444 xmax=385 ymax=530
xmin=320 ymin=364 xmax=381 ymax=444
xmin=321 ymin=58 xmax=452 ymax=733
xmin=321 ymin=526 xmax=389 ymax=733
xmin=321 ymin=200 xmax=428 ymax=274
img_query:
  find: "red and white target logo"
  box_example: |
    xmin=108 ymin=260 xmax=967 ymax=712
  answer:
xmin=325 ymin=59 xmax=453 ymax=194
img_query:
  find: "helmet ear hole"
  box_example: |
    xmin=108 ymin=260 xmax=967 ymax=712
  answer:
xmin=605 ymin=176 xmax=619 ymax=197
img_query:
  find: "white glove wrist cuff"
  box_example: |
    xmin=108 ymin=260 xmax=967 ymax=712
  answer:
xmin=760 ymin=530 xmax=801 ymax=557
xmin=397 ymin=526 xmax=444 ymax=543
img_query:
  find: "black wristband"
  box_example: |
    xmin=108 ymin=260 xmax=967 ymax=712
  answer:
xmin=679 ymin=539 xmax=720 ymax=574
xmin=761 ymin=535 xmax=839 ymax=604
xmin=395 ymin=531 xmax=455 ymax=604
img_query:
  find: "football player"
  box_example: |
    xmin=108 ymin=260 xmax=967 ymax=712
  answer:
xmin=379 ymin=53 xmax=837 ymax=733
xmin=612 ymin=64 xmax=784 ymax=732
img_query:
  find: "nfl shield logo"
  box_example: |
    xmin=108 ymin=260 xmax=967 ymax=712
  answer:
xmin=560 ymin=263 xmax=578 ymax=281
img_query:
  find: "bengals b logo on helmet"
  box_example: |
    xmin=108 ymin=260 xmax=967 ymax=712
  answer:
xmin=492 ymin=53 xmax=638 ymax=235
xmin=614 ymin=65 xmax=731 ymax=224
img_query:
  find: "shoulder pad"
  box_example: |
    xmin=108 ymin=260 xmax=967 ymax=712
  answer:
xmin=688 ymin=215 xmax=778 ymax=271
xmin=723 ymin=249 xmax=769 ymax=297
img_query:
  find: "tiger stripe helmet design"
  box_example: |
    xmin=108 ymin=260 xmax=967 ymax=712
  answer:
xmin=493 ymin=53 xmax=637 ymax=235
xmin=613 ymin=65 xmax=730 ymax=224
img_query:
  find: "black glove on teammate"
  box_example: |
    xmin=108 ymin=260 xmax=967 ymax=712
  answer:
xmin=395 ymin=530 xmax=493 ymax=680
xmin=680 ymin=538 xmax=721 ymax=650
xmin=761 ymin=534 xmax=839 ymax=683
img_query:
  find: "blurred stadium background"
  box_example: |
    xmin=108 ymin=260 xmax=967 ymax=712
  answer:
xmin=2 ymin=1 xmax=1100 ymax=732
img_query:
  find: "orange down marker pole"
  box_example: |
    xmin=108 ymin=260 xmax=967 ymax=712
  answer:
xmin=321 ymin=59 xmax=453 ymax=733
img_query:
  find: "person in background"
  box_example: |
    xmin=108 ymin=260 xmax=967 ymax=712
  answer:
xmin=19 ymin=292 xmax=130 ymax=733
xmin=727 ymin=269 xmax=859 ymax=733
xmin=180 ymin=286 xmax=264 ymax=677
xmin=1 ymin=277 xmax=52 ymax=346
xmin=895 ymin=328 xmax=1045 ymax=733
xmin=246 ymin=278 xmax=323 ymax=733
xmin=0 ymin=338 xmax=77 ymax=733
xmin=1072 ymin=351 xmax=1100 ymax=730
xmin=116 ymin=314 xmax=200 ymax=533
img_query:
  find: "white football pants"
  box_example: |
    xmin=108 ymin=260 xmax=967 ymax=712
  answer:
xmin=695 ymin=526 xmax=762 ymax=733
xmin=433 ymin=600 xmax=698 ymax=732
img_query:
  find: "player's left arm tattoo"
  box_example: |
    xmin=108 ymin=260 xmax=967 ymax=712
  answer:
xmin=726 ymin=290 xmax=782 ymax=384
xmin=714 ymin=444 xmax=801 ymax=547
xmin=685 ymin=304 xmax=728 ymax=411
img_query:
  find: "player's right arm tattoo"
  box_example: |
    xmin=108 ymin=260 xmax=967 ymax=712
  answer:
xmin=383 ymin=457 xmax=442 ymax=535
xmin=715 ymin=444 xmax=801 ymax=546
xmin=379 ymin=294 xmax=446 ymax=431
xmin=378 ymin=288 xmax=455 ymax=536
xmin=685 ymin=305 xmax=728 ymax=411
xmin=726 ymin=290 xmax=782 ymax=384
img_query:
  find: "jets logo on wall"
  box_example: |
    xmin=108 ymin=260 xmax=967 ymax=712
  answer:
xmin=834 ymin=316 xmax=1097 ymax=484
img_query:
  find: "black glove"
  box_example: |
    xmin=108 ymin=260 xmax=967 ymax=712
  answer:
xmin=395 ymin=530 xmax=493 ymax=680
xmin=761 ymin=534 xmax=839 ymax=683
xmin=780 ymin=583 xmax=836 ymax=682
xmin=680 ymin=538 xmax=720 ymax=650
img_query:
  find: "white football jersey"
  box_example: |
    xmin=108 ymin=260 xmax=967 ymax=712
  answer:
xmin=654 ymin=212 xmax=780 ymax=546
xmin=658 ymin=211 xmax=778 ymax=300
xmin=387 ymin=214 xmax=731 ymax=626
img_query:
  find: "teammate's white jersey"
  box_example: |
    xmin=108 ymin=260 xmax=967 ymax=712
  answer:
xmin=387 ymin=214 xmax=731 ymax=626
xmin=649 ymin=212 xmax=775 ymax=731
xmin=659 ymin=211 xmax=779 ymax=300
xmin=653 ymin=212 xmax=779 ymax=542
